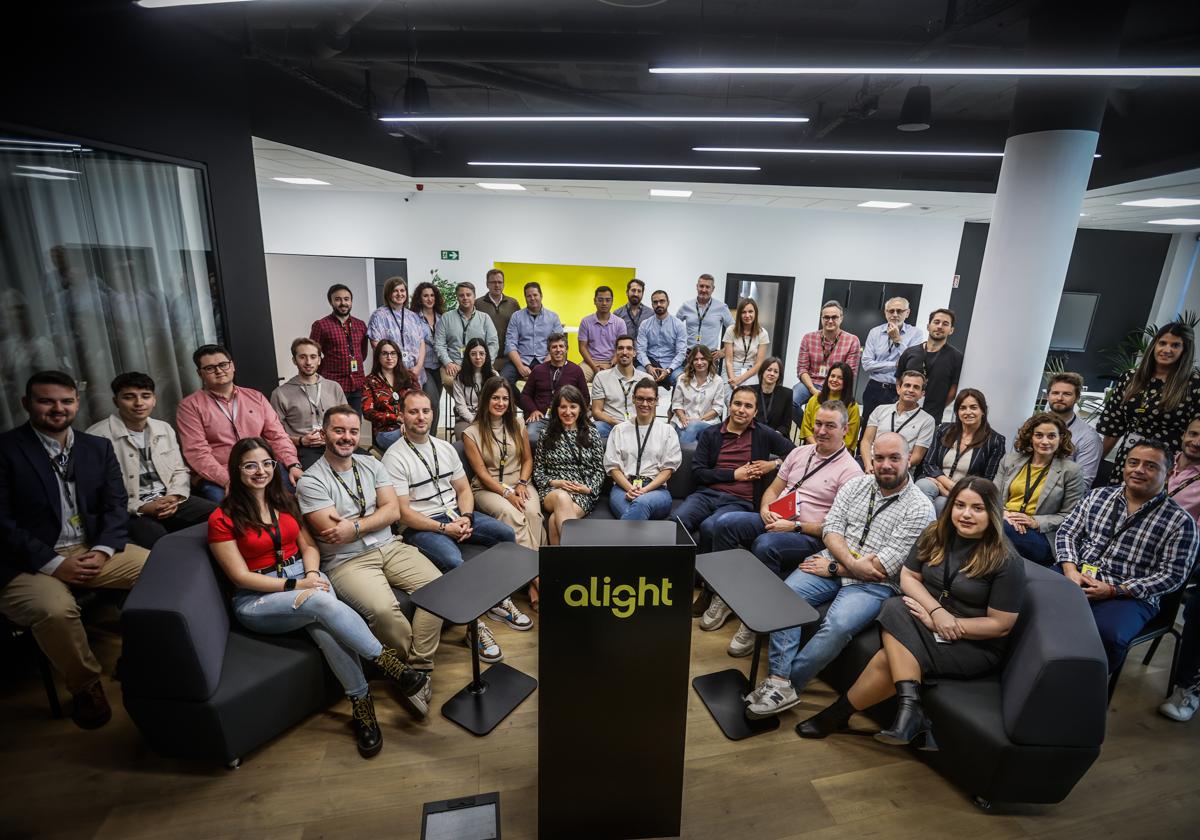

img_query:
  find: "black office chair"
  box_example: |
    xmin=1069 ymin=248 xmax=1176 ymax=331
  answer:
xmin=1107 ymin=583 xmax=1190 ymax=702
xmin=2 ymin=616 xmax=63 ymax=718
xmin=1092 ymin=458 xmax=1115 ymax=490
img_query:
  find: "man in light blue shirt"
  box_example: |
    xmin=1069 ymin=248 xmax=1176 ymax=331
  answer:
xmin=676 ymin=273 xmax=734 ymax=359
xmin=434 ymin=282 xmax=499 ymax=389
xmin=859 ymin=297 xmax=925 ymax=428
xmin=636 ymin=289 xmax=687 ymax=387
xmin=500 ymin=282 xmax=563 ymax=387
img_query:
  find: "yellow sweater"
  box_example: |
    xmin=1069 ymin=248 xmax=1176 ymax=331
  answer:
xmin=799 ymin=393 xmax=860 ymax=448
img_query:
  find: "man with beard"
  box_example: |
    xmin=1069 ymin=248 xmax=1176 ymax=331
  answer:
xmin=591 ymin=335 xmax=648 ymax=441
xmin=896 ymin=308 xmax=963 ymax=422
xmin=271 ymin=338 xmax=348 ymax=469
xmin=745 ymin=432 xmax=934 ymax=719
xmin=636 ymin=290 xmax=687 ymax=388
xmin=1044 ymin=372 xmax=1103 ymax=489
xmin=310 ymin=284 xmax=369 ymax=415
xmin=614 ymin=278 xmax=652 ymax=342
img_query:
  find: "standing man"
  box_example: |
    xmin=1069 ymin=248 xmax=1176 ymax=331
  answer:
xmin=434 ymin=282 xmax=500 ymax=389
xmin=636 ymin=290 xmax=687 ymax=388
xmin=578 ymin=286 xmax=627 ymax=382
xmin=793 ymin=300 xmax=863 ymax=428
xmin=87 ymin=371 xmax=215 ymax=549
xmin=477 ymin=268 xmax=521 ymax=351
xmin=1045 ymin=372 xmax=1103 ymax=490
xmin=896 ymin=308 xmax=962 ymax=423
xmin=859 ymin=371 xmax=936 ymax=473
xmin=614 ymin=278 xmax=652 ymax=343
xmin=501 ymin=281 xmax=563 ymax=388
xmin=176 ymin=345 xmax=302 ymax=501
xmin=271 ymin=337 xmax=348 ymax=469
xmin=520 ymin=333 xmax=588 ymax=444
xmin=603 ymin=378 xmax=683 ymax=521
xmin=591 ymin=335 xmax=648 ymax=440
xmin=859 ymin=297 xmax=926 ymax=427
xmin=309 ymin=284 xmax=368 ymax=415
xmin=677 ymin=274 xmax=734 ymax=361
xmin=0 ymin=371 xmax=150 ymax=729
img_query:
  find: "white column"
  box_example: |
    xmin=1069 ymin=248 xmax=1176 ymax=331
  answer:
xmin=958 ymin=129 xmax=1099 ymax=444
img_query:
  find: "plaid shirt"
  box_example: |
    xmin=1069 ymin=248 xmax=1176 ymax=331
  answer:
xmin=1055 ymin=485 xmax=1198 ymax=606
xmin=310 ymin=314 xmax=369 ymax=394
xmin=795 ymin=329 xmax=861 ymax=388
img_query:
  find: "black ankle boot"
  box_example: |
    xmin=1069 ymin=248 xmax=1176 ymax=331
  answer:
xmin=875 ymin=680 xmax=937 ymax=751
xmin=796 ymin=695 xmax=855 ymax=739
xmin=351 ymin=693 xmax=383 ymax=758
xmin=691 ymin=586 xmax=713 ymax=617
xmin=374 ymin=647 xmax=428 ymax=697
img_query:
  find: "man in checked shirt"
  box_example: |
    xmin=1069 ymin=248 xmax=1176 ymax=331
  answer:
xmin=1056 ymin=439 xmax=1198 ymax=674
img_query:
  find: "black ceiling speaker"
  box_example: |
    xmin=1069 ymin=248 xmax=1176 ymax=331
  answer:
xmin=898 ymin=84 xmax=932 ymax=132
xmin=404 ymin=76 xmax=431 ymax=113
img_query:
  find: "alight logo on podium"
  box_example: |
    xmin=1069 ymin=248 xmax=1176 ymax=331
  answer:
xmin=563 ymin=575 xmax=674 ymax=619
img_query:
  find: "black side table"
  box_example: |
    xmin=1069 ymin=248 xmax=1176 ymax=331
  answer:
xmin=692 ymin=549 xmax=819 ymax=740
xmin=410 ymin=542 xmax=539 ymax=736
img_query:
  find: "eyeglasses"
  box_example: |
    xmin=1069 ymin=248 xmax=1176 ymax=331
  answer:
xmin=199 ymin=360 xmax=231 ymax=374
xmin=821 ymin=315 xmax=840 ymax=320
xmin=633 ymin=396 xmax=658 ymax=405
xmin=379 ymin=351 xmax=399 ymax=358
xmin=239 ymin=459 xmax=277 ymax=474
xmin=885 ymin=308 xmax=908 ymax=315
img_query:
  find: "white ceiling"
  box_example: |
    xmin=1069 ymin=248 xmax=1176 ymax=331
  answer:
xmin=252 ymin=137 xmax=1200 ymax=233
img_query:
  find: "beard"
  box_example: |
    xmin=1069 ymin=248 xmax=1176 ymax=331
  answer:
xmin=876 ymin=469 xmax=907 ymax=491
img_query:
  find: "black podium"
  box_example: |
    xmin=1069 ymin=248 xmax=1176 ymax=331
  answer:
xmin=410 ymin=542 xmax=539 ymax=736
xmin=692 ymin=549 xmax=819 ymax=740
xmin=538 ymin=519 xmax=695 ymax=840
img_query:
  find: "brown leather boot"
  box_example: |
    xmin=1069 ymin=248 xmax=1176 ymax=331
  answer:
xmin=71 ymin=680 xmax=112 ymax=730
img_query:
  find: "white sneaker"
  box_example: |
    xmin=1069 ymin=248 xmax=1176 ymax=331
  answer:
xmin=1160 ymin=686 xmax=1200 ymax=722
xmin=398 ymin=673 xmax=431 ymax=720
xmin=743 ymin=677 xmax=774 ymax=705
xmin=488 ymin=598 xmax=533 ymax=631
xmin=699 ymin=595 xmax=733 ymax=631
xmin=727 ymin=622 xmax=757 ymax=657
xmin=465 ymin=620 xmax=504 ymax=663
xmin=746 ymin=678 xmax=800 ymax=719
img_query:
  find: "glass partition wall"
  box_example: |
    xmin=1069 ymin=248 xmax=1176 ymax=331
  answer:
xmin=0 ymin=132 xmax=223 ymax=429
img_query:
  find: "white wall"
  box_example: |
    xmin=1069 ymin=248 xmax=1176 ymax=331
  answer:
xmin=1148 ymin=233 xmax=1200 ymax=327
xmin=257 ymin=189 xmax=967 ymax=385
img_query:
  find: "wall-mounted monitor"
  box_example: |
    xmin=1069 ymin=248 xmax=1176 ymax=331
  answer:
xmin=1049 ymin=292 xmax=1100 ymax=352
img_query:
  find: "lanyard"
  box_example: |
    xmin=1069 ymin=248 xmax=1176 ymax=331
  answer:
xmin=919 ymin=344 xmax=940 ymax=378
xmin=1092 ymin=492 xmax=1167 ymax=563
xmin=265 ymin=509 xmax=288 ymax=575
xmin=633 ymin=418 xmax=654 ymax=478
xmin=788 ymin=447 xmax=845 ymax=494
xmin=210 ymin=393 xmax=239 ymax=437
xmin=939 ymin=547 xmax=961 ymax=603
xmin=696 ymin=301 xmax=711 ymax=336
xmin=891 ymin=409 xmax=918 ymax=435
xmin=490 ymin=423 xmax=510 ymax=484
xmin=388 ymin=307 xmax=408 ymax=357
xmin=457 ymin=310 xmax=476 ymax=337
xmin=859 ymin=487 xmax=900 ymax=549
xmin=618 ymin=376 xmax=636 ymax=418
xmin=328 ymin=461 xmax=367 ymax=519
xmin=946 ymin=439 xmax=973 ymax=477
xmin=1021 ymin=460 xmax=1050 ymax=513
xmin=740 ymin=331 xmax=753 ymax=365
xmin=758 ymin=386 xmax=776 ymax=423
xmin=47 ymin=445 xmax=76 ymax=511
xmin=300 ymin=381 xmax=323 ymax=427
xmin=341 ymin=319 xmax=358 ymax=364
xmin=820 ymin=333 xmax=838 ymax=365
xmin=550 ymin=364 xmax=564 ymax=392
xmin=1169 ymin=471 xmax=1200 ymax=498
xmin=404 ymin=438 xmax=448 ymax=507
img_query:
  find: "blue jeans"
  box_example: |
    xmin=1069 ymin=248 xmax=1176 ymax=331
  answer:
xmin=675 ymin=487 xmax=754 ymax=553
xmin=710 ymin=510 xmax=822 ymax=578
xmin=595 ymin=421 xmax=615 ymax=441
xmin=1176 ymin=589 xmax=1200 ymax=691
xmin=1004 ymin=521 xmax=1054 ymax=566
xmin=346 ymin=390 xmax=364 ymax=417
xmin=499 ymin=359 xmax=537 ymax=389
xmin=608 ymin=485 xmax=673 ymax=520
xmin=676 ymin=419 xmax=717 ymax=444
xmin=1090 ymin=596 xmax=1158 ymax=674
xmin=404 ymin=511 xmax=516 ymax=572
xmin=526 ymin=419 xmax=548 ymax=446
xmin=374 ymin=428 xmax=402 ymax=451
xmin=791 ymin=382 xmax=812 ymax=427
xmin=195 ymin=480 xmax=224 ymax=503
xmin=767 ymin=571 xmax=894 ymax=690
xmin=231 ymin=560 xmax=380 ymax=698
xmin=860 ymin=380 xmax=896 ymax=436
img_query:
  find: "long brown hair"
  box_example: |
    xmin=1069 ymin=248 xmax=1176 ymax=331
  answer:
xmin=939 ymin=388 xmax=995 ymax=452
xmin=1122 ymin=321 xmax=1195 ymax=413
xmin=471 ymin=376 xmax=527 ymax=464
xmin=734 ymin=297 xmax=760 ymax=338
xmin=682 ymin=344 xmax=714 ymax=385
xmin=369 ymin=338 xmax=416 ymax=390
xmin=1013 ymin=411 xmax=1075 ymax=458
xmin=917 ymin=476 xmax=1010 ymax=578
xmin=220 ymin=438 xmax=301 ymax=537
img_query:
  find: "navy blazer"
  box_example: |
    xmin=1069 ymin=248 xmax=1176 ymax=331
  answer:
xmin=0 ymin=422 xmax=129 ymax=587
xmin=917 ymin=423 xmax=1007 ymax=483
xmin=694 ymin=419 xmax=796 ymax=507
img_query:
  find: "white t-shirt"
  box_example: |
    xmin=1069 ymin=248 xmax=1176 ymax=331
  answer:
xmin=603 ymin=418 xmax=683 ymax=479
xmin=866 ymin=403 xmax=937 ymax=450
xmin=296 ymin=455 xmax=394 ymax=569
xmin=592 ymin=365 xmax=648 ymax=423
xmin=381 ymin=435 xmax=466 ymax=519
xmin=722 ymin=325 xmax=770 ymax=374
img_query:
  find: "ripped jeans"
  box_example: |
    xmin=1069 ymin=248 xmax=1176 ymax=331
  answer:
xmin=231 ymin=559 xmax=383 ymax=698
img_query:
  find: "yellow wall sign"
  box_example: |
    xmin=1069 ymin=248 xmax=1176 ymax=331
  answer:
xmin=493 ymin=261 xmax=637 ymax=363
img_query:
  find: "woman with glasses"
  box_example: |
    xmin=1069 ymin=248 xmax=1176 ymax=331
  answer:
xmin=368 ymin=276 xmax=426 ymax=373
xmin=452 ymin=338 xmax=496 ymax=440
xmin=671 ymin=345 xmax=728 ymax=444
xmin=533 ymin=385 xmax=605 ymax=545
xmin=362 ymin=339 xmax=416 ymax=452
xmin=412 ymin=280 xmax=445 ymax=428
xmin=208 ymin=438 xmax=428 ymax=758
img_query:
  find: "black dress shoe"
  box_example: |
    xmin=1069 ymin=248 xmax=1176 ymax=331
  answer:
xmin=691 ymin=587 xmax=713 ymax=617
xmin=71 ymin=680 xmax=112 ymax=730
xmin=795 ymin=695 xmax=854 ymax=739
xmin=351 ymin=693 xmax=383 ymax=758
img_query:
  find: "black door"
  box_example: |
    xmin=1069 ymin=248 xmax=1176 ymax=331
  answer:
xmin=373 ymin=258 xmax=409 ymax=303
xmin=822 ymin=279 xmax=923 ymax=400
xmin=724 ymin=273 xmax=795 ymax=370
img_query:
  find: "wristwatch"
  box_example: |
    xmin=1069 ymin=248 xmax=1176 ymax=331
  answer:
xmin=288 ymin=462 xmax=301 ymax=472
xmin=793 ymin=521 xmax=804 ymax=533
xmin=283 ymin=578 xmax=297 ymax=591
xmin=827 ymin=560 xmax=839 ymax=576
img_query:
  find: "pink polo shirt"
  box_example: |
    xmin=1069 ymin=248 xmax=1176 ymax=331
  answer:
xmin=1168 ymin=455 xmax=1200 ymax=525
xmin=776 ymin=444 xmax=863 ymax=522
xmin=176 ymin=385 xmax=299 ymax=488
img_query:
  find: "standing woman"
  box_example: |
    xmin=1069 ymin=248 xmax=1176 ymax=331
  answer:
xmin=362 ymin=339 xmax=416 ymax=451
xmin=367 ymin=276 xmax=426 ymax=374
xmin=671 ymin=345 xmax=729 ymax=444
xmin=533 ymin=385 xmax=605 ymax=545
xmin=916 ymin=389 xmax=1007 ymax=513
xmin=799 ymin=362 xmax=860 ymax=448
xmin=797 ymin=477 xmax=1024 ymax=748
xmin=208 ymin=438 xmax=428 ymax=758
xmin=723 ymin=297 xmax=770 ymax=388
xmin=994 ymin=411 xmax=1083 ymax=566
xmin=412 ymin=280 xmax=445 ymax=429
xmin=754 ymin=356 xmax=791 ymax=437
xmin=1098 ymin=321 xmax=1200 ymax=483
xmin=452 ymin=337 xmax=495 ymax=440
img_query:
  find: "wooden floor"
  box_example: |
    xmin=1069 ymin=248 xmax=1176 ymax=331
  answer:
xmin=1 ymin=598 xmax=1197 ymax=840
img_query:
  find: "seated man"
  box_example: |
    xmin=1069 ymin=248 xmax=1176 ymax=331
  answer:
xmin=519 ymin=332 xmax=588 ymax=445
xmin=578 ymin=285 xmax=626 ymax=382
xmin=86 ymin=371 xmax=215 ymax=549
xmin=1055 ymin=439 xmax=1198 ymax=674
xmin=176 ymin=344 xmax=302 ymax=501
xmin=1161 ymin=417 xmax=1200 ymax=722
xmin=591 ymin=335 xmax=648 ymax=440
xmin=746 ymin=432 xmax=934 ymax=718
xmin=676 ymin=386 xmax=794 ymax=555
xmin=604 ymin=378 xmax=682 ymax=520
xmin=500 ymin=281 xmax=563 ymax=388
xmin=296 ymin=404 xmax=443 ymax=717
xmin=636 ymin=290 xmax=687 ymax=388
xmin=707 ymin=400 xmax=863 ymax=656
xmin=859 ymin=370 xmax=936 ymax=473
xmin=0 ymin=371 xmax=151 ymax=729
xmin=381 ymin=390 xmax=522 ymax=664
xmin=270 ymin=337 xmax=347 ymax=469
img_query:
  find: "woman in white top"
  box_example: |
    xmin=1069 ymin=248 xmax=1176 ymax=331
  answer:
xmin=671 ymin=345 xmax=729 ymax=444
xmin=723 ymin=297 xmax=770 ymax=388
xmin=452 ymin=338 xmax=494 ymax=440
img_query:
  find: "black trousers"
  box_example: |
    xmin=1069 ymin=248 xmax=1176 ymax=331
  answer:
xmin=860 ymin=379 xmax=897 ymax=440
xmin=128 ymin=494 xmax=218 ymax=549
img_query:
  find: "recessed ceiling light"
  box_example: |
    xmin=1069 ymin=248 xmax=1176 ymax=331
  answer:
xmin=1119 ymin=197 xmax=1200 ymax=208
xmin=136 ymin=1 xmax=259 ymax=8
xmin=272 ymin=177 xmax=331 ymax=185
xmin=381 ymin=115 xmax=807 ymax=123
xmin=1147 ymin=218 xmax=1200 ymax=226
xmin=14 ymin=172 xmax=74 ymax=181
xmin=18 ymin=165 xmax=79 ymax=175
xmin=475 ymin=182 xmax=526 ymax=191
xmin=469 ymin=161 xmax=761 ymax=171
xmin=651 ymin=65 xmax=1200 ymax=78
xmin=650 ymin=189 xmax=693 ymax=198
xmin=858 ymin=200 xmax=911 ymax=209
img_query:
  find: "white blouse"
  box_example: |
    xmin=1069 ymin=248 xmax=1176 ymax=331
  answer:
xmin=670 ymin=375 xmax=729 ymax=427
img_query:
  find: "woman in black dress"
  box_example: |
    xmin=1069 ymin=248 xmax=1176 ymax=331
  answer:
xmin=753 ymin=356 xmax=791 ymax=437
xmin=796 ymin=476 xmax=1025 ymax=749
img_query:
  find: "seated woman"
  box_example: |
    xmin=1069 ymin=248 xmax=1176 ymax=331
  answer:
xmin=452 ymin=337 xmax=495 ymax=440
xmin=533 ymin=385 xmax=605 ymax=545
xmin=362 ymin=339 xmax=417 ymax=451
xmin=722 ymin=297 xmax=770 ymax=387
xmin=994 ymin=411 xmax=1084 ymax=566
xmin=799 ymin=362 xmax=860 ymax=448
xmin=671 ymin=345 xmax=728 ymax=444
xmin=753 ymin=356 xmax=791 ymax=437
xmin=796 ymin=476 xmax=1024 ymax=749
xmin=208 ymin=437 xmax=428 ymax=758
xmin=916 ymin=388 xmax=1006 ymax=513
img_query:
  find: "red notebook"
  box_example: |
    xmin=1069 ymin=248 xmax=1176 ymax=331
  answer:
xmin=768 ymin=492 xmax=797 ymax=521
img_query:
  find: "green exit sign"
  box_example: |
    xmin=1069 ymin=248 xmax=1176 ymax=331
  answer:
xmin=441 ymin=250 xmax=460 ymax=261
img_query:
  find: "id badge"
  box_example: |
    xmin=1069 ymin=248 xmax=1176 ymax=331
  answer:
xmin=362 ymin=531 xmax=378 ymax=547
xmin=445 ymin=505 xmax=458 ymax=520
xmin=933 ymin=633 xmax=952 ymax=644
xmin=68 ymin=513 xmax=82 ymax=529
xmin=1081 ymin=563 xmax=1100 ymax=578
xmin=350 ymin=359 xmax=359 ymax=373
xmin=630 ymin=477 xmax=646 ymax=489
xmin=817 ymin=364 xmax=828 ymax=378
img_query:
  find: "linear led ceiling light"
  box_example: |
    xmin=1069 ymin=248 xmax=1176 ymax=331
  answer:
xmin=476 ymin=183 xmax=526 ymax=190
xmin=1120 ymin=197 xmax=1200 ymax=208
xmin=1147 ymin=218 xmax=1200 ymax=226
xmin=381 ymin=115 xmax=807 ymax=123
xmin=469 ymin=161 xmax=761 ymax=171
xmin=136 ymin=1 xmax=260 ymax=8
xmin=695 ymin=146 xmax=1003 ymax=157
xmin=858 ymin=200 xmax=911 ymax=209
xmin=650 ymin=65 xmax=1200 ymax=78
xmin=18 ymin=165 xmax=79 ymax=175
xmin=272 ymin=177 xmax=331 ymax=185
xmin=650 ymin=189 xmax=694 ymax=197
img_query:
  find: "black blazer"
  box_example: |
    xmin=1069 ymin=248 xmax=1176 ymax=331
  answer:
xmin=0 ymin=423 xmax=129 ymax=587
xmin=753 ymin=383 xmax=792 ymax=437
xmin=694 ymin=420 xmax=796 ymax=507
